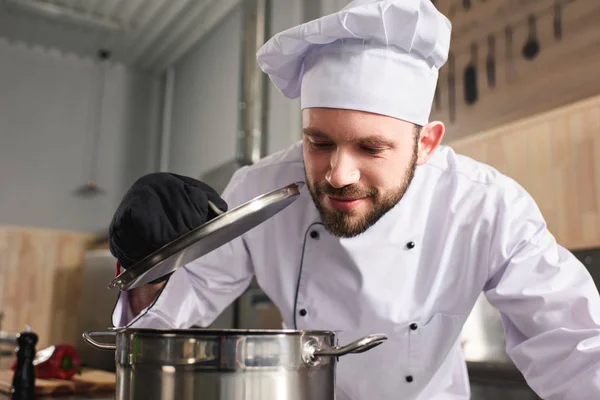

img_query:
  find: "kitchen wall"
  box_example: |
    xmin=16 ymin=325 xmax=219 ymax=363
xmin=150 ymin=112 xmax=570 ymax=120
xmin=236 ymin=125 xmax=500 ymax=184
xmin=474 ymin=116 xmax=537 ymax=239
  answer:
xmin=166 ymin=0 xmax=342 ymax=180
xmin=0 ymin=38 xmax=162 ymax=233
xmin=319 ymin=0 xmax=351 ymax=15
xmin=166 ymin=7 xmax=244 ymax=178
xmin=0 ymin=0 xmax=353 ymax=232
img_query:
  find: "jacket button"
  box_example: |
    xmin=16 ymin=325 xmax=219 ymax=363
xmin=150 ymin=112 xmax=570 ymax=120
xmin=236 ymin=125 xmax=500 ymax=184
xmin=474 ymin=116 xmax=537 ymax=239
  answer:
xmin=406 ymin=241 xmax=415 ymax=249
xmin=405 ymin=375 xmax=413 ymax=383
xmin=299 ymin=309 xmax=307 ymax=316
xmin=310 ymin=230 xmax=319 ymax=239
xmin=410 ymin=323 xmax=418 ymax=330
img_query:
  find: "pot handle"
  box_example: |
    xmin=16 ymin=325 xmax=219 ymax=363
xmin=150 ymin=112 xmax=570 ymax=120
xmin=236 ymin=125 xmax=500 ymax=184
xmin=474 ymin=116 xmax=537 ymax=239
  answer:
xmin=314 ymin=333 xmax=387 ymax=357
xmin=303 ymin=333 xmax=387 ymax=364
xmin=82 ymin=330 xmax=117 ymax=351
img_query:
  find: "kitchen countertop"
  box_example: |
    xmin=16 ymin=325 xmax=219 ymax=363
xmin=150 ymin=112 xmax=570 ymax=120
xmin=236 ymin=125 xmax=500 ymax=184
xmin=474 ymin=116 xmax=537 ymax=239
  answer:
xmin=0 ymin=367 xmax=532 ymax=400
xmin=0 ymin=396 xmax=113 ymax=400
xmin=0 ymin=347 xmax=528 ymax=399
xmin=0 ymin=366 xmax=529 ymax=400
xmin=467 ymin=360 xmax=528 ymax=385
xmin=0 ymin=353 xmax=116 ymax=400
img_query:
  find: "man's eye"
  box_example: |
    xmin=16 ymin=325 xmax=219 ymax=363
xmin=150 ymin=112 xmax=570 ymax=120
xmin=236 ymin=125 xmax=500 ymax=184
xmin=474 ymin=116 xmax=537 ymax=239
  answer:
xmin=361 ymin=146 xmax=384 ymax=154
xmin=309 ymin=141 xmax=333 ymax=149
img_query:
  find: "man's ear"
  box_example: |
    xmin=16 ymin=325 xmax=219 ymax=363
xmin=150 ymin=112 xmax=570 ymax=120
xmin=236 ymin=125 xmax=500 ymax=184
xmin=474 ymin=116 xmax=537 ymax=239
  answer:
xmin=416 ymin=121 xmax=445 ymax=165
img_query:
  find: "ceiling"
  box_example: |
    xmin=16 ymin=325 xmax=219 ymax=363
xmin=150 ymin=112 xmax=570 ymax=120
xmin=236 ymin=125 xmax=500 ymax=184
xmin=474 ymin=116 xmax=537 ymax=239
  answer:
xmin=0 ymin=0 xmax=242 ymax=73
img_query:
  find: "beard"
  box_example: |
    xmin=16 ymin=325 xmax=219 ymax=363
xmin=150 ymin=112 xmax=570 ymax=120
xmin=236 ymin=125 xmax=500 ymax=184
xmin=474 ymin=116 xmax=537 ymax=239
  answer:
xmin=306 ymin=142 xmax=418 ymax=238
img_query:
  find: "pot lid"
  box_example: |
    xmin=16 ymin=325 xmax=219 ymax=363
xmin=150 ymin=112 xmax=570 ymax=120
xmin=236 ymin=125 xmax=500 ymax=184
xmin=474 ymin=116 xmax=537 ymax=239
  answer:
xmin=108 ymin=181 xmax=305 ymax=291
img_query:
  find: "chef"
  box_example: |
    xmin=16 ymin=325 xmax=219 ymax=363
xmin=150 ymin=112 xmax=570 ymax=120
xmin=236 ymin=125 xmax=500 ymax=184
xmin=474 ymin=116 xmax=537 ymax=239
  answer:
xmin=108 ymin=0 xmax=600 ymax=399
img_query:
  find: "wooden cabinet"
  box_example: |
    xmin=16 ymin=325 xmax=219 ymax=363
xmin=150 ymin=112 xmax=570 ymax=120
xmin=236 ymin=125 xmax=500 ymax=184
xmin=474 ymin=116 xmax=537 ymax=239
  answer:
xmin=431 ymin=0 xmax=600 ymax=142
xmin=449 ymin=94 xmax=600 ymax=250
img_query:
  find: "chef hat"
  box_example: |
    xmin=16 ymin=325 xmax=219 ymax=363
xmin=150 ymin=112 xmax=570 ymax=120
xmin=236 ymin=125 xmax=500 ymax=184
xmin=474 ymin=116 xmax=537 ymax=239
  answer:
xmin=256 ymin=0 xmax=451 ymax=126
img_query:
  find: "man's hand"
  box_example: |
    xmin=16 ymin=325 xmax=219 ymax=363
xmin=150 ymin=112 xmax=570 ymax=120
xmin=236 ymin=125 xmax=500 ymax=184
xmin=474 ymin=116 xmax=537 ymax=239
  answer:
xmin=108 ymin=172 xmax=228 ymax=285
xmin=128 ymin=281 xmax=166 ymax=316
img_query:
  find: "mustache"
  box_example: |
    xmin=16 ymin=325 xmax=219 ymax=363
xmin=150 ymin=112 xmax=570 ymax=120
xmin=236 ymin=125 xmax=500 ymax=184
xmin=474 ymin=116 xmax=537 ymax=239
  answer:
xmin=314 ymin=182 xmax=377 ymax=198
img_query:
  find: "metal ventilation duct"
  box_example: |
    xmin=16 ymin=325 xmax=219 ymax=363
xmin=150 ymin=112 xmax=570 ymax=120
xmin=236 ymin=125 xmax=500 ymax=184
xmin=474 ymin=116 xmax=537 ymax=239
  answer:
xmin=236 ymin=0 xmax=270 ymax=166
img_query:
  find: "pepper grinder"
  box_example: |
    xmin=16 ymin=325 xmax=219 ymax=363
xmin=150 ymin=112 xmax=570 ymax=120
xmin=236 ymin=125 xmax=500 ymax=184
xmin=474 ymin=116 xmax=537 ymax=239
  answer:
xmin=11 ymin=326 xmax=37 ymax=400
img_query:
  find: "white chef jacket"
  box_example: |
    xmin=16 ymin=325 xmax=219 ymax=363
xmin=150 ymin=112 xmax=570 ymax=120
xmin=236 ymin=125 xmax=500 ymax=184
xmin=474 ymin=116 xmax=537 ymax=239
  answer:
xmin=112 ymin=141 xmax=600 ymax=399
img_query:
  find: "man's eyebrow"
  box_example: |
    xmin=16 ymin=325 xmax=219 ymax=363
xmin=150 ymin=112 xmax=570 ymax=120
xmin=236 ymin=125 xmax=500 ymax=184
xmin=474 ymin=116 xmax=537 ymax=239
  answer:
xmin=302 ymin=128 xmax=330 ymax=139
xmin=360 ymin=136 xmax=395 ymax=148
xmin=302 ymin=127 xmax=395 ymax=148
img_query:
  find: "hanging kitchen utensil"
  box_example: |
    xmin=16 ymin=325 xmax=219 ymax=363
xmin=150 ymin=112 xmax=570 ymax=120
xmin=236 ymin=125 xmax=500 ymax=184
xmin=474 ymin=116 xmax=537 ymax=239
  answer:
xmin=447 ymin=52 xmax=456 ymax=123
xmin=74 ymin=49 xmax=110 ymax=197
xmin=554 ymin=0 xmax=563 ymax=40
xmin=463 ymin=41 xmax=478 ymax=105
xmin=522 ymin=14 xmax=540 ymax=60
xmin=486 ymin=34 xmax=496 ymax=88
xmin=505 ymin=25 xmax=516 ymax=83
xmin=109 ymin=181 xmax=305 ymax=291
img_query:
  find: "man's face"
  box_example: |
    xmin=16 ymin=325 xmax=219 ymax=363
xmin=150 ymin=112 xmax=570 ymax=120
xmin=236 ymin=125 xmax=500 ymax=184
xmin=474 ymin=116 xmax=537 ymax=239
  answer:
xmin=302 ymin=108 xmax=422 ymax=238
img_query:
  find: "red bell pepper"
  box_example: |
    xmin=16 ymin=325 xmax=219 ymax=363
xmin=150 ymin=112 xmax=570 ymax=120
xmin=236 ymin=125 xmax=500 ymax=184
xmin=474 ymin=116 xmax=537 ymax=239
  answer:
xmin=12 ymin=344 xmax=82 ymax=380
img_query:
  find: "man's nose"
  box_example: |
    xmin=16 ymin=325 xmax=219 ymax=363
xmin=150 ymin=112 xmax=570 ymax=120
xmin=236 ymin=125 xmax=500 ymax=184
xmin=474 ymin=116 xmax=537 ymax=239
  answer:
xmin=325 ymin=149 xmax=360 ymax=188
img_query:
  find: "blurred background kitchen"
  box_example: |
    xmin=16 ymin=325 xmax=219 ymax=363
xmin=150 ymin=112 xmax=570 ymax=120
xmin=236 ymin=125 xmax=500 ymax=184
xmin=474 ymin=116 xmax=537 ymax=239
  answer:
xmin=0 ymin=0 xmax=599 ymax=398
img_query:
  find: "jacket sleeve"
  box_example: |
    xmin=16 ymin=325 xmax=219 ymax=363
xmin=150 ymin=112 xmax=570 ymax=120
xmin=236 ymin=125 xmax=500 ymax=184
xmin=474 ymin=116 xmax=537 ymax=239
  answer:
xmin=111 ymin=166 xmax=255 ymax=329
xmin=484 ymin=179 xmax=600 ymax=399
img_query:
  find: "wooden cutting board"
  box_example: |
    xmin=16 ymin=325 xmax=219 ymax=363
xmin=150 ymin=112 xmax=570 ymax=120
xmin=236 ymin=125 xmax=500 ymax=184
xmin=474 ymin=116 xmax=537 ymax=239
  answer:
xmin=0 ymin=368 xmax=115 ymax=396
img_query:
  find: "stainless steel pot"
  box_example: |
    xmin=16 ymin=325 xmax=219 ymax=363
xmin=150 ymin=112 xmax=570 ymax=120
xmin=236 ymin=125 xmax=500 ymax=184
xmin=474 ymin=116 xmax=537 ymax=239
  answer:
xmin=83 ymin=328 xmax=386 ymax=400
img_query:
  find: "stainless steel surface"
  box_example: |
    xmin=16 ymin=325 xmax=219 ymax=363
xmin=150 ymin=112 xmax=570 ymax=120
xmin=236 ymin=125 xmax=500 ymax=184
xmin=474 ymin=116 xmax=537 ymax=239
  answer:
xmin=109 ymin=181 xmax=304 ymax=291
xmin=82 ymin=330 xmax=117 ymax=351
xmin=460 ymin=293 xmax=512 ymax=366
xmin=308 ymin=334 xmax=387 ymax=358
xmin=116 ymin=364 xmax=334 ymax=400
xmin=83 ymin=328 xmax=387 ymax=400
xmin=237 ymin=0 xmax=270 ymax=165
xmin=76 ymin=249 xmax=120 ymax=372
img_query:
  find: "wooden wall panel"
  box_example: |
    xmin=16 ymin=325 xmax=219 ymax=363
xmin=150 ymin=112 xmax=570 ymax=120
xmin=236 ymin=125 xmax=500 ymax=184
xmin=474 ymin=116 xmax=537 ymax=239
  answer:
xmin=432 ymin=0 xmax=600 ymax=142
xmin=449 ymin=94 xmax=600 ymax=250
xmin=0 ymin=226 xmax=94 ymax=348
